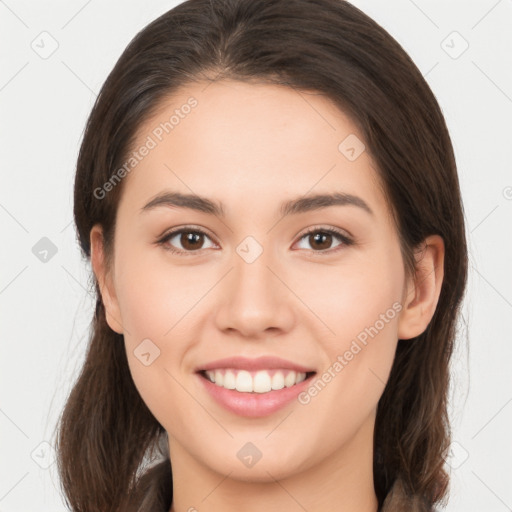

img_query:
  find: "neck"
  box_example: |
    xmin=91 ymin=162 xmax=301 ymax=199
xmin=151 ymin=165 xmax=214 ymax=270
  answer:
xmin=168 ymin=411 xmax=379 ymax=512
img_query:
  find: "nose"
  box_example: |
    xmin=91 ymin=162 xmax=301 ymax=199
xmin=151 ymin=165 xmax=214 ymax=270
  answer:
xmin=214 ymin=241 xmax=296 ymax=339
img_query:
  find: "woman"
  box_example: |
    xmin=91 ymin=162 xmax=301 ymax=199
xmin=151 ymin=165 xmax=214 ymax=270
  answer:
xmin=53 ymin=0 xmax=468 ymax=510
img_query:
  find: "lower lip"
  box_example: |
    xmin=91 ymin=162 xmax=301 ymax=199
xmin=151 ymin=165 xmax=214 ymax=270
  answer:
xmin=197 ymin=372 xmax=315 ymax=417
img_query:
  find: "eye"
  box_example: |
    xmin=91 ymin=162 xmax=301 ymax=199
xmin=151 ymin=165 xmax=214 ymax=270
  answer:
xmin=157 ymin=226 xmax=217 ymax=255
xmin=157 ymin=225 xmax=354 ymax=256
xmin=293 ymin=226 xmax=354 ymax=254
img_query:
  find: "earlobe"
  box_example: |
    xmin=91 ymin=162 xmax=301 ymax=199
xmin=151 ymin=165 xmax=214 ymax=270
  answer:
xmin=90 ymin=224 xmax=124 ymax=334
xmin=397 ymin=235 xmax=445 ymax=340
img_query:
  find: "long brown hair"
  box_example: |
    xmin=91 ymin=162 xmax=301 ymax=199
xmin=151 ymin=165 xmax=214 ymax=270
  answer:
xmin=53 ymin=0 xmax=468 ymax=510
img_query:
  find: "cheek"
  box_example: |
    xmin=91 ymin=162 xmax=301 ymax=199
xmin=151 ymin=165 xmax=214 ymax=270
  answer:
xmin=296 ymin=291 xmax=401 ymax=450
xmin=295 ymin=249 xmax=403 ymax=408
xmin=114 ymin=243 xmax=207 ymax=339
xmin=291 ymin=250 xmax=403 ymax=343
xmin=112 ymin=250 xmax=189 ymax=420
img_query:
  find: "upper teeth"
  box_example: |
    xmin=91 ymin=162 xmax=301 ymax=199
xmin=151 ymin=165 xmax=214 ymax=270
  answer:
xmin=204 ymin=369 xmax=307 ymax=393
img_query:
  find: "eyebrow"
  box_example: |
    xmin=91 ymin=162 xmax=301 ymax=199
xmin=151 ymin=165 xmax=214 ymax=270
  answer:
xmin=140 ymin=191 xmax=374 ymax=218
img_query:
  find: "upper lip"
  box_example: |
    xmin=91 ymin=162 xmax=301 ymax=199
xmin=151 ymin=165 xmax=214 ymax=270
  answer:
xmin=196 ymin=356 xmax=316 ymax=373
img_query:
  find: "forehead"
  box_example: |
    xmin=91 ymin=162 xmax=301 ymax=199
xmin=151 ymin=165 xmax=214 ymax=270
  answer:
xmin=120 ymin=80 xmax=388 ymax=219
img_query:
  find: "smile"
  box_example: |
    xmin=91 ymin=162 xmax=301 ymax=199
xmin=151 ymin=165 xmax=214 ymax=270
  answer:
xmin=200 ymin=368 xmax=312 ymax=393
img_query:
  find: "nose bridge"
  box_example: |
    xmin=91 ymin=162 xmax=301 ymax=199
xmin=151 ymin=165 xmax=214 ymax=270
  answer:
xmin=232 ymin=234 xmax=281 ymax=311
xmin=214 ymin=234 xmax=295 ymax=336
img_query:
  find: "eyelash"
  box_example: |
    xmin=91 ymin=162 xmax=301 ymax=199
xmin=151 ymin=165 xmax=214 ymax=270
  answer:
xmin=156 ymin=225 xmax=354 ymax=257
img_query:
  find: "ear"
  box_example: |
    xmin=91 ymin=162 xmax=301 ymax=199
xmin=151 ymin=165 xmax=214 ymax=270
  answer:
xmin=90 ymin=224 xmax=124 ymax=334
xmin=397 ymin=234 xmax=445 ymax=340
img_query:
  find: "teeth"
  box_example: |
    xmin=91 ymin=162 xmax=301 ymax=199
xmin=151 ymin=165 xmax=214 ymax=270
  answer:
xmin=253 ymin=370 xmax=272 ymax=393
xmin=214 ymin=370 xmax=224 ymax=387
xmin=224 ymin=370 xmax=236 ymax=389
xmin=203 ymin=369 xmax=308 ymax=393
xmin=271 ymin=371 xmax=285 ymax=390
xmin=284 ymin=371 xmax=296 ymax=388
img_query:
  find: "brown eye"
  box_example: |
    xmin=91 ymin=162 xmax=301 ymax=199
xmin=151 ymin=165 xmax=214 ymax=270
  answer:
xmin=159 ymin=228 xmax=216 ymax=255
xmin=179 ymin=231 xmax=206 ymax=250
xmin=158 ymin=225 xmax=353 ymax=256
xmin=308 ymin=232 xmax=334 ymax=251
xmin=295 ymin=227 xmax=353 ymax=254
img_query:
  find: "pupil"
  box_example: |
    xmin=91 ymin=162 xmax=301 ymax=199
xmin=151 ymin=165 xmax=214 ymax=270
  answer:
xmin=312 ymin=233 xmax=331 ymax=250
xmin=182 ymin=232 xmax=202 ymax=250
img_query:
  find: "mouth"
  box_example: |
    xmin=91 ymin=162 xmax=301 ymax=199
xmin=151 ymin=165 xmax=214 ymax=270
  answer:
xmin=194 ymin=356 xmax=317 ymax=416
xmin=198 ymin=368 xmax=317 ymax=393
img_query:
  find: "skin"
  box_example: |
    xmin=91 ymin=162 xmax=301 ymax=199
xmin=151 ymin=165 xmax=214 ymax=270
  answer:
xmin=90 ymin=80 xmax=444 ymax=512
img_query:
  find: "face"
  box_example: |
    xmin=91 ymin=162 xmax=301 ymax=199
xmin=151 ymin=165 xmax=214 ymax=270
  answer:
xmin=92 ymin=79 xmax=425 ymax=484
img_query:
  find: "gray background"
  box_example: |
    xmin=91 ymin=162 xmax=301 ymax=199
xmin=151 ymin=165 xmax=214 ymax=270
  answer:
xmin=1 ymin=0 xmax=511 ymax=510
